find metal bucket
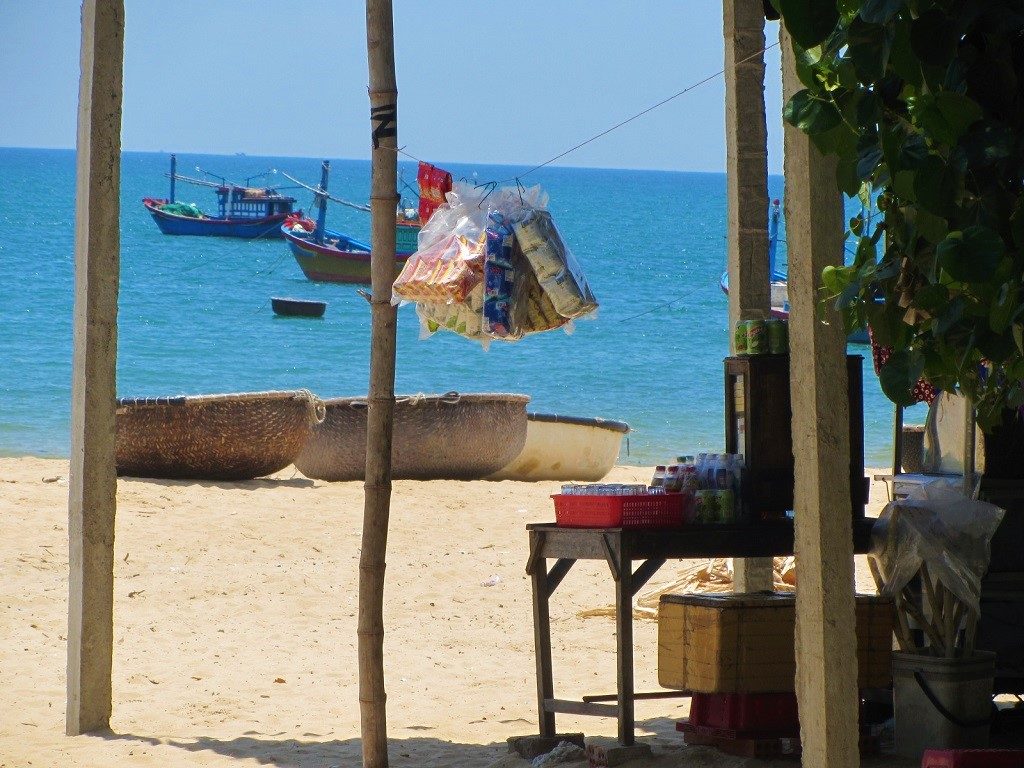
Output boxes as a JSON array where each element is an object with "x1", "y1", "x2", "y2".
[{"x1": 892, "y1": 651, "x2": 995, "y2": 760}]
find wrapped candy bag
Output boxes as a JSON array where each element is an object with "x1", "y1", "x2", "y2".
[
  {"x1": 483, "y1": 215, "x2": 519, "y2": 339},
  {"x1": 392, "y1": 232, "x2": 483, "y2": 305}
]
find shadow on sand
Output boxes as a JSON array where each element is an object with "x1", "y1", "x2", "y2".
[
  {"x1": 92, "y1": 715, "x2": 921, "y2": 767},
  {"x1": 121, "y1": 475, "x2": 318, "y2": 491},
  {"x1": 96, "y1": 729, "x2": 511, "y2": 768}
]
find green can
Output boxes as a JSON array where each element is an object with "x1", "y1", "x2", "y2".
[
  {"x1": 734, "y1": 320, "x2": 748, "y2": 355},
  {"x1": 767, "y1": 318, "x2": 789, "y2": 354},
  {"x1": 745, "y1": 319, "x2": 768, "y2": 355}
]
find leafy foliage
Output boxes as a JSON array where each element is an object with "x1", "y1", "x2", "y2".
[{"x1": 777, "y1": 0, "x2": 1024, "y2": 426}]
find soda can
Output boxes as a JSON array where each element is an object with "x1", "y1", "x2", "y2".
[
  {"x1": 767, "y1": 318, "x2": 788, "y2": 354},
  {"x1": 734, "y1": 320, "x2": 748, "y2": 355},
  {"x1": 745, "y1": 319, "x2": 768, "y2": 355}
]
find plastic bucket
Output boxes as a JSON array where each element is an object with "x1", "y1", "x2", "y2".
[{"x1": 892, "y1": 651, "x2": 995, "y2": 760}]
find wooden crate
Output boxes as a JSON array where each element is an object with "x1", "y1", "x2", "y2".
[{"x1": 658, "y1": 592, "x2": 893, "y2": 693}]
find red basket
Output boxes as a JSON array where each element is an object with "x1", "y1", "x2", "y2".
[
  {"x1": 689, "y1": 692, "x2": 800, "y2": 737},
  {"x1": 922, "y1": 750, "x2": 1024, "y2": 768},
  {"x1": 552, "y1": 493, "x2": 685, "y2": 528}
]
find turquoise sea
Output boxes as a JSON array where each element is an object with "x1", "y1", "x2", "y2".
[{"x1": 0, "y1": 147, "x2": 921, "y2": 466}]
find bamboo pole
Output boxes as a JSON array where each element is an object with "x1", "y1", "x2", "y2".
[{"x1": 359, "y1": 1, "x2": 399, "y2": 766}]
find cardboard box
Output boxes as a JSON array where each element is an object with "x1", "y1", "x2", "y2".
[{"x1": 658, "y1": 592, "x2": 893, "y2": 693}]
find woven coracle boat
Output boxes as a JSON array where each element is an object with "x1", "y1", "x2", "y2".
[
  {"x1": 116, "y1": 390, "x2": 326, "y2": 480},
  {"x1": 294, "y1": 392, "x2": 530, "y2": 481}
]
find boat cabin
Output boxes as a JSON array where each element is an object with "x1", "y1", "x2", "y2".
[{"x1": 215, "y1": 185, "x2": 296, "y2": 220}]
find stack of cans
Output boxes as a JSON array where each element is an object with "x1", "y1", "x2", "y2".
[{"x1": 735, "y1": 317, "x2": 788, "y2": 355}]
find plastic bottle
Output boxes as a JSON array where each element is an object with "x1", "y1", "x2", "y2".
[
  {"x1": 665, "y1": 464, "x2": 680, "y2": 492},
  {"x1": 705, "y1": 454, "x2": 720, "y2": 490}
]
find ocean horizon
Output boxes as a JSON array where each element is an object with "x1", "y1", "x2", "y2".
[{"x1": 0, "y1": 146, "x2": 921, "y2": 466}]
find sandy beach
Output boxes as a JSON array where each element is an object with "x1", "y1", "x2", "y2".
[{"x1": 0, "y1": 458, "x2": 908, "y2": 767}]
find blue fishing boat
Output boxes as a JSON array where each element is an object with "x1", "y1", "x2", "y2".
[{"x1": 143, "y1": 155, "x2": 298, "y2": 239}]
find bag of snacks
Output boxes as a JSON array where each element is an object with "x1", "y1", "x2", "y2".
[
  {"x1": 417, "y1": 283, "x2": 486, "y2": 341},
  {"x1": 513, "y1": 209, "x2": 597, "y2": 320},
  {"x1": 482, "y1": 215, "x2": 519, "y2": 339},
  {"x1": 392, "y1": 232, "x2": 483, "y2": 305}
]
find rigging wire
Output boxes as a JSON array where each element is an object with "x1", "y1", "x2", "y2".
[
  {"x1": 386, "y1": 41, "x2": 780, "y2": 187},
  {"x1": 279, "y1": 170, "x2": 372, "y2": 212}
]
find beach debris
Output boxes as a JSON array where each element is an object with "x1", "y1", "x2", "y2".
[
  {"x1": 481, "y1": 575, "x2": 501, "y2": 587},
  {"x1": 531, "y1": 740, "x2": 586, "y2": 767},
  {"x1": 274, "y1": 677, "x2": 286, "y2": 684},
  {"x1": 41, "y1": 475, "x2": 67, "y2": 484}
]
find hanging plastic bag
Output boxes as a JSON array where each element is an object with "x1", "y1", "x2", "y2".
[
  {"x1": 869, "y1": 475, "x2": 1004, "y2": 617},
  {"x1": 513, "y1": 209, "x2": 597, "y2": 320}
]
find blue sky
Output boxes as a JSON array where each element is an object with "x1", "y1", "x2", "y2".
[{"x1": 0, "y1": 2, "x2": 785, "y2": 173}]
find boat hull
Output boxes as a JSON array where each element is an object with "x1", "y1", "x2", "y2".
[
  {"x1": 487, "y1": 413, "x2": 629, "y2": 482},
  {"x1": 143, "y1": 199, "x2": 289, "y2": 239},
  {"x1": 294, "y1": 393, "x2": 530, "y2": 481},
  {"x1": 271, "y1": 297, "x2": 327, "y2": 318},
  {"x1": 284, "y1": 227, "x2": 414, "y2": 284}
]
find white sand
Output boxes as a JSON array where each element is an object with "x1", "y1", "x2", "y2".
[{"x1": 0, "y1": 458, "x2": 909, "y2": 767}]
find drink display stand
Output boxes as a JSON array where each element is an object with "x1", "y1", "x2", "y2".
[{"x1": 525, "y1": 354, "x2": 874, "y2": 745}]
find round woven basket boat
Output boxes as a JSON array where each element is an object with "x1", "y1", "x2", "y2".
[
  {"x1": 116, "y1": 390, "x2": 326, "y2": 480},
  {"x1": 294, "y1": 392, "x2": 530, "y2": 481}
]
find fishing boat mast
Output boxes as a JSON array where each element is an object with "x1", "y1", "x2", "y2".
[
  {"x1": 315, "y1": 161, "x2": 330, "y2": 246},
  {"x1": 169, "y1": 154, "x2": 176, "y2": 203}
]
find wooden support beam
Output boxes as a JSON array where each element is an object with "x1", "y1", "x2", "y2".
[
  {"x1": 724, "y1": 0, "x2": 773, "y2": 593},
  {"x1": 780, "y1": 29, "x2": 860, "y2": 768},
  {"x1": 66, "y1": 0, "x2": 124, "y2": 737}
]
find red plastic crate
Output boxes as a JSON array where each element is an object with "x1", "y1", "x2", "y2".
[
  {"x1": 689, "y1": 692, "x2": 800, "y2": 736},
  {"x1": 922, "y1": 750, "x2": 1024, "y2": 768},
  {"x1": 552, "y1": 493, "x2": 685, "y2": 528}
]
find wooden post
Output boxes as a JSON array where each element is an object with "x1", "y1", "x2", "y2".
[
  {"x1": 724, "y1": 0, "x2": 773, "y2": 593},
  {"x1": 780, "y1": 29, "x2": 860, "y2": 767},
  {"x1": 66, "y1": 0, "x2": 124, "y2": 736},
  {"x1": 360, "y1": 1, "x2": 399, "y2": 766}
]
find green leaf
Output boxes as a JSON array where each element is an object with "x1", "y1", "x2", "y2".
[
  {"x1": 778, "y1": 0, "x2": 841, "y2": 49},
  {"x1": 935, "y1": 92, "x2": 983, "y2": 141},
  {"x1": 856, "y1": 143, "x2": 884, "y2": 180},
  {"x1": 1011, "y1": 197, "x2": 1024, "y2": 253},
  {"x1": 784, "y1": 90, "x2": 843, "y2": 134},
  {"x1": 888, "y1": 15, "x2": 922, "y2": 88},
  {"x1": 911, "y1": 9, "x2": 957, "y2": 68},
  {"x1": 847, "y1": 18, "x2": 892, "y2": 82},
  {"x1": 990, "y1": 282, "x2": 1020, "y2": 333},
  {"x1": 859, "y1": 0, "x2": 904, "y2": 25},
  {"x1": 936, "y1": 226, "x2": 1005, "y2": 284},
  {"x1": 879, "y1": 349, "x2": 925, "y2": 406},
  {"x1": 913, "y1": 209, "x2": 948, "y2": 244},
  {"x1": 914, "y1": 156, "x2": 957, "y2": 218}
]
